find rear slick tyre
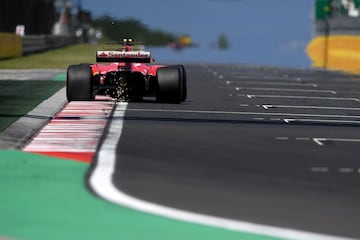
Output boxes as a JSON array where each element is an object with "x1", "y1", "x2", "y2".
[
  {"x1": 178, "y1": 65, "x2": 187, "y2": 101},
  {"x1": 66, "y1": 64, "x2": 93, "y2": 101},
  {"x1": 156, "y1": 67, "x2": 181, "y2": 103},
  {"x1": 170, "y1": 65, "x2": 187, "y2": 101}
]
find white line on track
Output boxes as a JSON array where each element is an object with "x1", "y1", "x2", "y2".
[
  {"x1": 276, "y1": 136, "x2": 360, "y2": 146},
  {"x1": 310, "y1": 167, "x2": 329, "y2": 173},
  {"x1": 233, "y1": 87, "x2": 336, "y2": 94},
  {"x1": 276, "y1": 137, "x2": 289, "y2": 140},
  {"x1": 284, "y1": 118, "x2": 360, "y2": 125},
  {"x1": 127, "y1": 108, "x2": 360, "y2": 120},
  {"x1": 232, "y1": 75, "x2": 304, "y2": 81},
  {"x1": 313, "y1": 138, "x2": 360, "y2": 146},
  {"x1": 338, "y1": 168, "x2": 355, "y2": 173},
  {"x1": 310, "y1": 167, "x2": 358, "y2": 174},
  {"x1": 245, "y1": 94, "x2": 360, "y2": 102},
  {"x1": 262, "y1": 105, "x2": 360, "y2": 111},
  {"x1": 225, "y1": 81, "x2": 318, "y2": 87},
  {"x1": 89, "y1": 103, "x2": 357, "y2": 240},
  {"x1": 296, "y1": 137, "x2": 311, "y2": 141}
]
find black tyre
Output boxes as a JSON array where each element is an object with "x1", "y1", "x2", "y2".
[
  {"x1": 66, "y1": 64, "x2": 93, "y2": 101},
  {"x1": 170, "y1": 65, "x2": 187, "y2": 101},
  {"x1": 156, "y1": 67, "x2": 181, "y2": 103}
]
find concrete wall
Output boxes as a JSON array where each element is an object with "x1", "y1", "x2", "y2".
[
  {"x1": 0, "y1": 33, "x2": 78, "y2": 59},
  {"x1": 22, "y1": 35, "x2": 78, "y2": 55}
]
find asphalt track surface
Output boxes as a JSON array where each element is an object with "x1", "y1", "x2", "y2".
[{"x1": 107, "y1": 64, "x2": 360, "y2": 238}]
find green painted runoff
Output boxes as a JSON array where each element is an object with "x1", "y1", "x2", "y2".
[{"x1": 0, "y1": 150, "x2": 282, "y2": 240}]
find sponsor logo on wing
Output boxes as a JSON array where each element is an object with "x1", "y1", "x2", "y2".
[
  {"x1": 98, "y1": 51, "x2": 150, "y2": 58},
  {"x1": 98, "y1": 51, "x2": 108, "y2": 58}
]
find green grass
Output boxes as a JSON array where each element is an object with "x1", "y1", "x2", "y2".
[
  {"x1": 0, "y1": 44, "x2": 100, "y2": 69},
  {"x1": 0, "y1": 80, "x2": 64, "y2": 131}
]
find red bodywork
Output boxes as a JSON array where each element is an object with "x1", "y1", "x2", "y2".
[
  {"x1": 91, "y1": 42, "x2": 164, "y2": 79},
  {"x1": 91, "y1": 62, "x2": 164, "y2": 77}
]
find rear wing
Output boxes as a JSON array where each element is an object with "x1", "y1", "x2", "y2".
[{"x1": 96, "y1": 51, "x2": 152, "y2": 63}]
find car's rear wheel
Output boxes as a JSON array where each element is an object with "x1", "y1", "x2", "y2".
[
  {"x1": 177, "y1": 65, "x2": 187, "y2": 101},
  {"x1": 66, "y1": 64, "x2": 94, "y2": 101},
  {"x1": 169, "y1": 65, "x2": 187, "y2": 101},
  {"x1": 156, "y1": 67, "x2": 181, "y2": 103}
]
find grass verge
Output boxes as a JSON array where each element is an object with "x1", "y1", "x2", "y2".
[{"x1": 0, "y1": 80, "x2": 64, "y2": 131}]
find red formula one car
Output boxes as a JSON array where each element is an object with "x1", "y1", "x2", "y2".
[{"x1": 66, "y1": 38, "x2": 186, "y2": 103}]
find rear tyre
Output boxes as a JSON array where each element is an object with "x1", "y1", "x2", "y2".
[
  {"x1": 66, "y1": 64, "x2": 93, "y2": 101},
  {"x1": 170, "y1": 65, "x2": 187, "y2": 101},
  {"x1": 156, "y1": 67, "x2": 181, "y2": 103}
]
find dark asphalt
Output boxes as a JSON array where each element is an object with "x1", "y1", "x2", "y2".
[{"x1": 112, "y1": 64, "x2": 360, "y2": 238}]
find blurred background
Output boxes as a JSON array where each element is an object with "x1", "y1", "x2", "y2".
[
  {"x1": 1, "y1": 0, "x2": 359, "y2": 73},
  {"x1": 0, "y1": 0, "x2": 313, "y2": 68},
  {"x1": 81, "y1": 0, "x2": 313, "y2": 67}
]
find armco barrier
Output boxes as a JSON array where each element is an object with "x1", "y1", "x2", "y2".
[
  {"x1": 0, "y1": 33, "x2": 22, "y2": 59},
  {"x1": 0, "y1": 34, "x2": 78, "y2": 59},
  {"x1": 22, "y1": 35, "x2": 78, "y2": 55}
]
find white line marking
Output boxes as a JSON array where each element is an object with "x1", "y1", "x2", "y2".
[
  {"x1": 89, "y1": 102, "x2": 356, "y2": 240},
  {"x1": 232, "y1": 75, "x2": 309, "y2": 81},
  {"x1": 338, "y1": 168, "x2": 355, "y2": 173},
  {"x1": 230, "y1": 82, "x2": 318, "y2": 87},
  {"x1": 313, "y1": 138, "x2": 360, "y2": 146},
  {"x1": 234, "y1": 87, "x2": 336, "y2": 94},
  {"x1": 310, "y1": 167, "x2": 329, "y2": 173},
  {"x1": 263, "y1": 105, "x2": 360, "y2": 111},
  {"x1": 275, "y1": 137, "x2": 311, "y2": 141},
  {"x1": 285, "y1": 119, "x2": 360, "y2": 125},
  {"x1": 276, "y1": 137, "x2": 289, "y2": 140},
  {"x1": 246, "y1": 94, "x2": 360, "y2": 102},
  {"x1": 296, "y1": 137, "x2": 310, "y2": 141},
  {"x1": 128, "y1": 108, "x2": 360, "y2": 120},
  {"x1": 313, "y1": 138, "x2": 325, "y2": 146}
]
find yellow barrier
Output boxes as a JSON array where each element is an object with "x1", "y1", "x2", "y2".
[
  {"x1": 0, "y1": 33, "x2": 22, "y2": 59},
  {"x1": 307, "y1": 35, "x2": 360, "y2": 74}
]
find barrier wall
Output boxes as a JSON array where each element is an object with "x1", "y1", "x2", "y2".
[
  {"x1": 0, "y1": 33, "x2": 78, "y2": 59},
  {"x1": 0, "y1": 33, "x2": 22, "y2": 59},
  {"x1": 22, "y1": 35, "x2": 77, "y2": 55},
  {"x1": 307, "y1": 35, "x2": 360, "y2": 74}
]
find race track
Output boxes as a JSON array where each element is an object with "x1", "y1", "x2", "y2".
[{"x1": 90, "y1": 64, "x2": 360, "y2": 239}]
